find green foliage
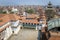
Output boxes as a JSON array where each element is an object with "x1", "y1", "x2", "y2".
[
  {"x1": 3, "y1": 11, "x2": 6, "y2": 14},
  {"x1": 0, "y1": 10, "x2": 3, "y2": 13},
  {"x1": 45, "y1": 10, "x2": 56, "y2": 21},
  {"x1": 25, "y1": 9, "x2": 34, "y2": 13},
  {"x1": 10, "y1": 11, "x2": 14, "y2": 14},
  {"x1": 0, "y1": 10, "x2": 6, "y2": 14}
]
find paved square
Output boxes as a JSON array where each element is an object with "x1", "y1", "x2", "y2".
[{"x1": 8, "y1": 29, "x2": 38, "y2": 40}]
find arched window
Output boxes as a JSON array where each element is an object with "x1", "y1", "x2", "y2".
[
  {"x1": 34, "y1": 23, "x2": 36, "y2": 25},
  {"x1": 37, "y1": 24, "x2": 39, "y2": 25},
  {"x1": 26, "y1": 23, "x2": 27, "y2": 24},
  {"x1": 23, "y1": 23, "x2": 24, "y2": 24}
]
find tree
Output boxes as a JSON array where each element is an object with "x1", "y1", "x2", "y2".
[
  {"x1": 3, "y1": 11, "x2": 6, "y2": 14},
  {"x1": 45, "y1": 10, "x2": 56, "y2": 21},
  {"x1": 25, "y1": 9, "x2": 34, "y2": 13},
  {"x1": 0, "y1": 10, "x2": 7, "y2": 14}
]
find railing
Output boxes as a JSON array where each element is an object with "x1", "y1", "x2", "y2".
[
  {"x1": 0, "y1": 22, "x2": 10, "y2": 28},
  {"x1": 48, "y1": 18, "x2": 60, "y2": 30},
  {"x1": 0, "y1": 30, "x2": 5, "y2": 40}
]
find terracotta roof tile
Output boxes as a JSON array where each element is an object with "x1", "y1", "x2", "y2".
[
  {"x1": 0, "y1": 14, "x2": 10, "y2": 26},
  {"x1": 0, "y1": 13, "x2": 46, "y2": 32},
  {"x1": 0, "y1": 14, "x2": 6, "y2": 18},
  {"x1": 8, "y1": 14, "x2": 20, "y2": 21},
  {"x1": 0, "y1": 14, "x2": 20, "y2": 32},
  {"x1": 19, "y1": 14, "x2": 46, "y2": 24}
]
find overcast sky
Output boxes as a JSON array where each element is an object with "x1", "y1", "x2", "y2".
[{"x1": 0, "y1": 0, "x2": 60, "y2": 6}]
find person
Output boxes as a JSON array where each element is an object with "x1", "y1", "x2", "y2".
[
  {"x1": 42, "y1": 32, "x2": 48, "y2": 40},
  {"x1": 45, "y1": 27, "x2": 51, "y2": 39},
  {"x1": 37, "y1": 30, "x2": 42, "y2": 40},
  {"x1": 45, "y1": 27, "x2": 47, "y2": 32},
  {"x1": 41, "y1": 26, "x2": 51, "y2": 40},
  {"x1": 46, "y1": 31, "x2": 51, "y2": 39}
]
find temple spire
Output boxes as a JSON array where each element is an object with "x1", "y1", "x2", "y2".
[
  {"x1": 47, "y1": 1, "x2": 52, "y2": 8},
  {"x1": 48, "y1": 1, "x2": 52, "y2": 5}
]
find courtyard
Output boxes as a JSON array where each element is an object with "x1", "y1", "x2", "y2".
[{"x1": 8, "y1": 29, "x2": 38, "y2": 40}]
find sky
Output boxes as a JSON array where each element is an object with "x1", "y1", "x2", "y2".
[{"x1": 0, "y1": 0, "x2": 60, "y2": 6}]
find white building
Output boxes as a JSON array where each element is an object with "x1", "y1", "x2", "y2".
[
  {"x1": 11, "y1": 20, "x2": 22, "y2": 34},
  {"x1": 0, "y1": 22, "x2": 12, "y2": 40},
  {"x1": 11, "y1": 7, "x2": 19, "y2": 14},
  {"x1": 0, "y1": 14, "x2": 22, "y2": 40},
  {"x1": 23, "y1": 12, "x2": 27, "y2": 17}
]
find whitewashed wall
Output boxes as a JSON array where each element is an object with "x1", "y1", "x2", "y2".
[
  {"x1": 0, "y1": 31, "x2": 5, "y2": 40},
  {"x1": 12, "y1": 24, "x2": 22, "y2": 35},
  {"x1": 0, "y1": 22, "x2": 13, "y2": 40},
  {"x1": 11, "y1": 20, "x2": 22, "y2": 34},
  {"x1": 4, "y1": 26, "x2": 12, "y2": 40}
]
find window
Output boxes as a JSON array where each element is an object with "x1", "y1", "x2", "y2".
[
  {"x1": 26, "y1": 18, "x2": 34, "y2": 20},
  {"x1": 29, "y1": 23, "x2": 30, "y2": 24},
  {"x1": 37, "y1": 24, "x2": 39, "y2": 25},
  {"x1": 34, "y1": 23, "x2": 36, "y2": 25},
  {"x1": 26, "y1": 23, "x2": 27, "y2": 24},
  {"x1": 23, "y1": 23, "x2": 24, "y2": 24}
]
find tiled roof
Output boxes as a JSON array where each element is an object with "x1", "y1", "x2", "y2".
[
  {"x1": 0, "y1": 13, "x2": 46, "y2": 32},
  {"x1": 0, "y1": 14, "x2": 20, "y2": 26},
  {"x1": 19, "y1": 14, "x2": 46, "y2": 24},
  {"x1": 0, "y1": 14, "x2": 20, "y2": 32},
  {"x1": 8, "y1": 14, "x2": 20, "y2": 21},
  {"x1": 0, "y1": 14, "x2": 6, "y2": 18},
  {"x1": 0, "y1": 14, "x2": 10, "y2": 26},
  {"x1": 26, "y1": 14, "x2": 38, "y2": 18},
  {"x1": 22, "y1": 19, "x2": 39, "y2": 24},
  {"x1": 19, "y1": 14, "x2": 39, "y2": 24}
]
